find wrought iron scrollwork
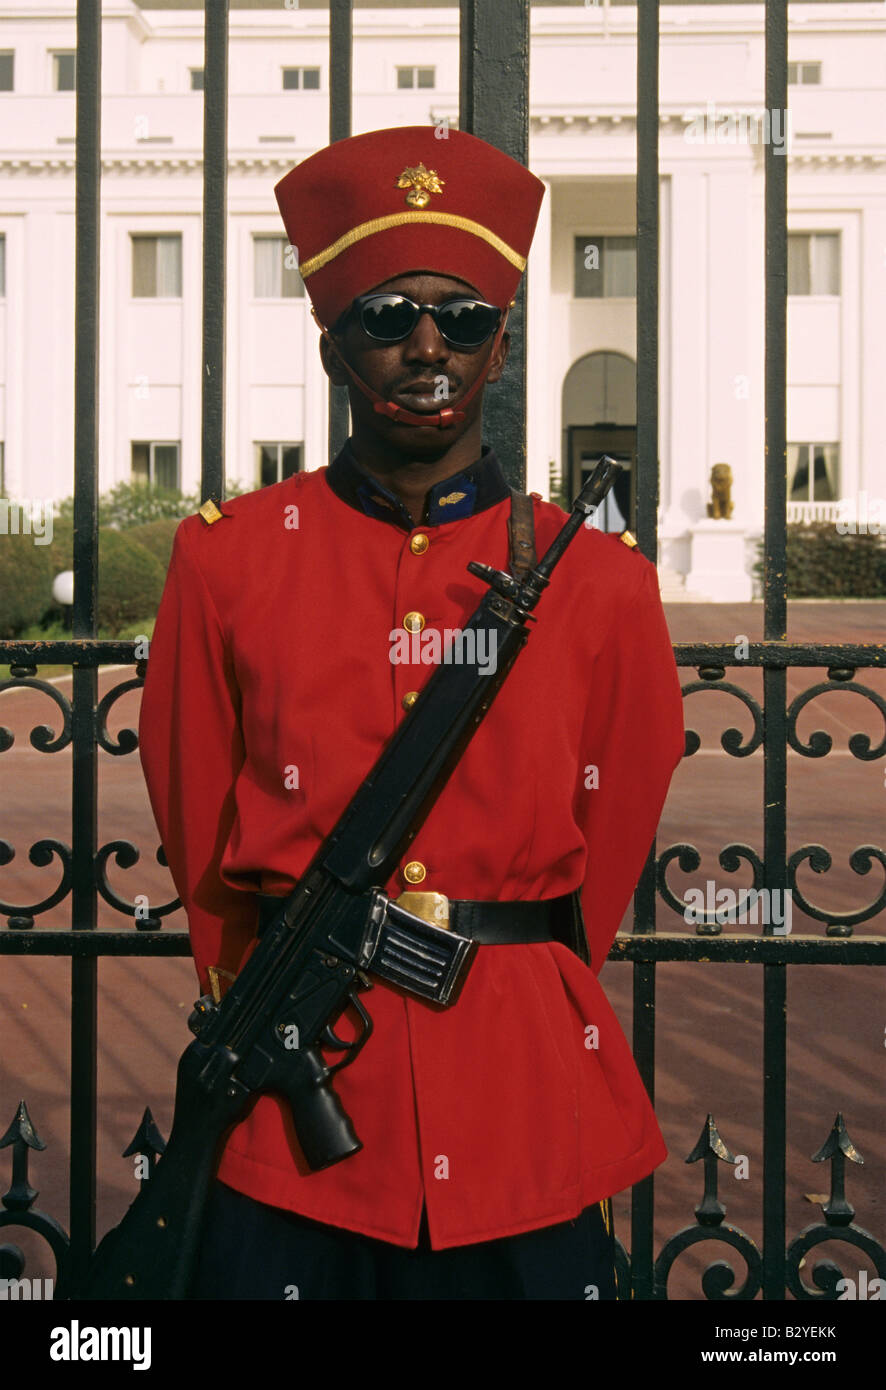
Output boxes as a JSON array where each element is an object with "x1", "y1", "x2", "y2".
[
  {"x1": 785, "y1": 1114, "x2": 886, "y2": 1300},
  {"x1": 653, "y1": 1115, "x2": 762, "y2": 1300},
  {"x1": 787, "y1": 674, "x2": 886, "y2": 761},
  {"x1": 0, "y1": 839, "x2": 73, "y2": 928},
  {"x1": 657, "y1": 843, "x2": 764, "y2": 935},
  {"x1": 681, "y1": 667, "x2": 764, "y2": 759},
  {"x1": 0, "y1": 676, "x2": 73, "y2": 754},
  {"x1": 0, "y1": 1101, "x2": 71, "y2": 1299},
  {"x1": 95, "y1": 841, "x2": 180, "y2": 927},
  {"x1": 787, "y1": 844, "x2": 886, "y2": 937},
  {"x1": 95, "y1": 675, "x2": 144, "y2": 755}
]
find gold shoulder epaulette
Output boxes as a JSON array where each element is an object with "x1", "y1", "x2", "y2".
[
  {"x1": 197, "y1": 497, "x2": 226, "y2": 526},
  {"x1": 618, "y1": 529, "x2": 639, "y2": 549}
]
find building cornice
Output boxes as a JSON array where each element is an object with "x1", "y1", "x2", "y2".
[{"x1": 0, "y1": 154, "x2": 303, "y2": 175}]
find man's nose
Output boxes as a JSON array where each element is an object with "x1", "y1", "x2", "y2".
[{"x1": 403, "y1": 309, "x2": 450, "y2": 361}]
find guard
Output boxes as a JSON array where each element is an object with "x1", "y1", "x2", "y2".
[{"x1": 138, "y1": 125, "x2": 686, "y2": 1300}]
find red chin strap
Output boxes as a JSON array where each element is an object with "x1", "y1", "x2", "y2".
[{"x1": 311, "y1": 304, "x2": 512, "y2": 429}]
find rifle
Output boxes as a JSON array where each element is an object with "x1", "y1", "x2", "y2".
[{"x1": 82, "y1": 457, "x2": 622, "y2": 1300}]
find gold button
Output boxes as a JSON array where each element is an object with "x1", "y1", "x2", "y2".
[
  {"x1": 403, "y1": 861, "x2": 427, "y2": 885},
  {"x1": 403, "y1": 611, "x2": 425, "y2": 633},
  {"x1": 410, "y1": 533, "x2": 430, "y2": 555},
  {"x1": 402, "y1": 691, "x2": 419, "y2": 711}
]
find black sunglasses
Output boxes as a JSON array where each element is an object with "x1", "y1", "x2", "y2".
[{"x1": 347, "y1": 292, "x2": 502, "y2": 350}]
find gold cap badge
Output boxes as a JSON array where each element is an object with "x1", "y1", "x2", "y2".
[{"x1": 397, "y1": 163, "x2": 444, "y2": 209}]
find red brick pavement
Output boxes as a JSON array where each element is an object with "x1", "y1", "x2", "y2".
[{"x1": 0, "y1": 601, "x2": 883, "y2": 1299}]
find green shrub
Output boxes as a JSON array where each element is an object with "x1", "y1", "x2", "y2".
[
  {"x1": 46, "y1": 516, "x2": 74, "y2": 577},
  {"x1": 0, "y1": 531, "x2": 54, "y2": 637},
  {"x1": 127, "y1": 519, "x2": 180, "y2": 571},
  {"x1": 754, "y1": 522, "x2": 886, "y2": 598},
  {"x1": 55, "y1": 478, "x2": 252, "y2": 529},
  {"x1": 97, "y1": 530, "x2": 165, "y2": 635}
]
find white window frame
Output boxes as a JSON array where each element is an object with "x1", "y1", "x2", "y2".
[
  {"x1": 787, "y1": 61, "x2": 822, "y2": 85},
  {"x1": 252, "y1": 235, "x2": 304, "y2": 300},
  {"x1": 130, "y1": 233, "x2": 183, "y2": 299},
  {"x1": 787, "y1": 231, "x2": 841, "y2": 298},
  {"x1": 256, "y1": 442, "x2": 302, "y2": 488},
  {"x1": 787, "y1": 443, "x2": 840, "y2": 504},
  {"x1": 396, "y1": 66, "x2": 436, "y2": 90},
  {"x1": 51, "y1": 51, "x2": 76, "y2": 92},
  {"x1": 281, "y1": 67, "x2": 321, "y2": 91},
  {"x1": 573, "y1": 234, "x2": 638, "y2": 300},
  {"x1": 131, "y1": 441, "x2": 181, "y2": 490}
]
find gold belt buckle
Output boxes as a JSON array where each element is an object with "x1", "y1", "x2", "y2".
[{"x1": 394, "y1": 890, "x2": 450, "y2": 930}]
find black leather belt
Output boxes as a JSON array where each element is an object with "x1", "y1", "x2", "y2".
[{"x1": 254, "y1": 889, "x2": 590, "y2": 965}]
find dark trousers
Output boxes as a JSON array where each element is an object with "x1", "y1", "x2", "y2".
[{"x1": 190, "y1": 1180, "x2": 618, "y2": 1301}]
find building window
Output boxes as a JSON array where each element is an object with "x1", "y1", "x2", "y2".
[
  {"x1": 190, "y1": 68, "x2": 204, "y2": 91},
  {"x1": 53, "y1": 52, "x2": 76, "y2": 92},
  {"x1": 787, "y1": 232, "x2": 840, "y2": 296},
  {"x1": 257, "y1": 443, "x2": 301, "y2": 488},
  {"x1": 131, "y1": 442, "x2": 180, "y2": 490},
  {"x1": 788, "y1": 444, "x2": 839, "y2": 503},
  {"x1": 282, "y1": 67, "x2": 320, "y2": 90},
  {"x1": 131, "y1": 235, "x2": 182, "y2": 298},
  {"x1": 396, "y1": 66, "x2": 435, "y2": 90},
  {"x1": 787, "y1": 62, "x2": 821, "y2": 85},
  {"x1": 253, "y1": 236, "x2": 304, "y2": 299},
  {"x1": 0, "y1": 234, "x2": 5, "y2": 297},
  {"x1": 0, "y1": 53, "x2": 13, "y2": 92},
  {"x1": 574, "y1": 235, "x2": 637, "y2": 298}
]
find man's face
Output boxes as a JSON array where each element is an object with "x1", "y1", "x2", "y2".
[{"x1": 319, "y1": 271, "x2": 509, "y2": 458}]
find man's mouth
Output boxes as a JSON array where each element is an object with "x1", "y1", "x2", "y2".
[{"x1": 391, "y1": 381, "x2": 456, "y2": 414}]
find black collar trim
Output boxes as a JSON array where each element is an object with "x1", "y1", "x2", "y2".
[{"x1": 325, "y1": 439, "x2": 511, "y2": 529}]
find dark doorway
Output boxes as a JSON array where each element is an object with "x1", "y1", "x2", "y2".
[{"x1": 567, "y1": 423, "x2": 636, "y2": 531}]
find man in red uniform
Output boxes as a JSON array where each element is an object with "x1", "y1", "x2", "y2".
[{"x1": 138, "y1": 126, "x2": 685, "y2": 1299}]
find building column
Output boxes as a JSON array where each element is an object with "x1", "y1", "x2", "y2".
[
  {"x1": 302, "y1": 291, "x2": 328, "y2": 473},
  {"x1": 526, "y1": 177, "x2": 553, "y2": 498}
]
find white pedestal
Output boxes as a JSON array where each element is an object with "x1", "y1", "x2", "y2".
[{"x1": 685, "y1": 519, "x2": 753, "y2": 602}]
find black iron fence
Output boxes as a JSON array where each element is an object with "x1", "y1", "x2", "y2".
[{"x1": 0, "y1": 0, "x2": 883, "y2": 1302}]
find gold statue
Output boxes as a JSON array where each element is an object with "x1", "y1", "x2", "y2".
[{"x1": 707, "y1": 463, "x2": 734, "y2": 520}]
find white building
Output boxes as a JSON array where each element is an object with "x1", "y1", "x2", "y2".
[{"x1": 1, "y1": 0, "x2": 884, "y2": 597}]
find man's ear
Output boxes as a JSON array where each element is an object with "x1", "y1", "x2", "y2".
[
  {"x1": 484, "y1": 329, "x2": 510, "y2": 386},
  {"x1": 319, "y1": 331, "x2": 351, "y2": 387}
]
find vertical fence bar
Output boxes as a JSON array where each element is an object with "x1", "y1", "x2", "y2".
[
  {"x1": 201, "y1": 0, "x2": 228, "y2": 503},
  {"x1": 459, "y1": 0, "x2": 530, "y2": 489},
  {"x1": 328, "y1": 0, "x2": 353, "y2": 463},
  {"x1": 631, "y1": 0, "x2": 661, "y2": 1302},
  {"x1": 636, "y1": 0, "x2": 660, "y2": 564},
  {"x1": 762, "y1": 0, "x2": 789, "y2": 1302},
  {"x1": 69, "y1": 0, "x2": 101, "y2": 1293}
]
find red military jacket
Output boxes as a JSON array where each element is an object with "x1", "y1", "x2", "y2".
[{"x1": 138, "y1": 443, "x2": 685, "y2": 1250}]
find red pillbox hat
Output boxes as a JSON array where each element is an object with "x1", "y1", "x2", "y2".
[{"x1": 274, "y1": 125, "x2": 545, "y2": 328}]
